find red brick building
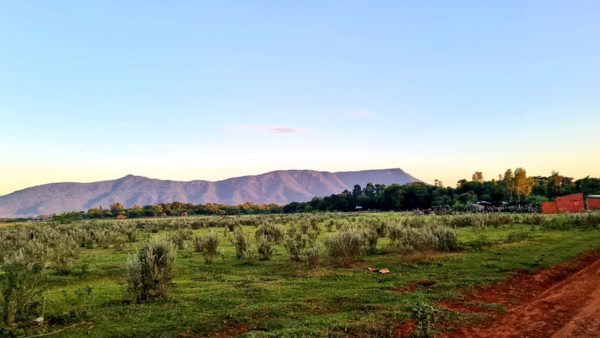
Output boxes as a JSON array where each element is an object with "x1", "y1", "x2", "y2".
[
  {"x1": 588, "y1": 196, "x2": 600, "y2": 211},
  {"x1": 555, "y1": 193, "x2": 585, "y2": 213},
  {"x1": 541, "y1": 201, "x2": 559, "y2": 214}
]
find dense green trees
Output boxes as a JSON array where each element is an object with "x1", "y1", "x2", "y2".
[{"x1": 280, "y1": 170, "x2": 600, "y2": 213}]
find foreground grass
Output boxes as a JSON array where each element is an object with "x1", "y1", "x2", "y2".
[{"x1": 7, "y1": 217, "x2": 600, "y2": 337}]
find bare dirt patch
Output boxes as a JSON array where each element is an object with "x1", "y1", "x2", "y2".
[{"x1": 442, "y1": 249, "x2": 600, "y2": 337}]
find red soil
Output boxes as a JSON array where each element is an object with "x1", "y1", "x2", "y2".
[{"x1": 442, "y1": 249, "x2": 600, "y2": 337}]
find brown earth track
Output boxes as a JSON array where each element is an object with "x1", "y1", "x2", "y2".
[{"x1": 442, "y1": 249, "x2": 600, "y2": 337}]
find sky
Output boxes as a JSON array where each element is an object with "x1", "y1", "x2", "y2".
[{"x1": 1, "y1": 1, "x2": 599, "y2": 196}]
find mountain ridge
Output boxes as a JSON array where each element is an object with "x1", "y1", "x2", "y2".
[{"x1": 0, "y1": 168, "x2": 423, "y2": 217}]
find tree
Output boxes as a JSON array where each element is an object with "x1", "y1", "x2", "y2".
[
  {"x1": 514, "y1": 168, "x2": 534, "y2": 201},
  {"x1": 110, "y1": 202, "x2": 125, "y2": 215},
  {"x1": 380, "y1": 184, "x2": 405, "y2": 210},
  {"x1": 502, "y1": 169, "x2": 515, "y2": 202},
  {"x1": 576, "y1": 176, "x2": 600, "y2": 196},
  {"x1": 472, "y1": 171, "x2": 484, "y2": 183},
  {"x1": 363, "y1": 182, "x2": 376, "y2": 198},
  {"x1": 434, "y1": 179, "x2": 444, "y2": 187},
  {"x1": 152, "y1": 205, "x2": 163, "y2": 215},
  {"x1": 352, "y1": 184, "x2": 362, "y2": 200},
  {"x1": 548, "y1": 171, "x2": 563, "y2": 197},
  {"x1": 374, "y1": 184, "x2": 387, "y2": 195}
]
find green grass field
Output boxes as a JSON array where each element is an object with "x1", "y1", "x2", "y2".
[{"x1": 3, "y1": 213, "x2": 600, "y2": 337}]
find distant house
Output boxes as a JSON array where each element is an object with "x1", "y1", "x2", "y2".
[
  {"x1": 181, "y1": 212, "x2": 188, "y2": 217},
  {"x1": 556, "y1": 193, "x2": 585, "y2": 213},
  {"x1": 542, "y1": 193, "x2": 587, "y2": 214},
  {"x1": 116, "y1": 215, "x2": 127, "y2": 219},
  {"x1": 161, "y1": 213, "x2": 167, "y2": 217},
  {"x1": 588, "y1": 195, "x2": 600, "y2": 211},
  {"x1": 541, "y1": 201, "x2": 559, "y2": 214}
]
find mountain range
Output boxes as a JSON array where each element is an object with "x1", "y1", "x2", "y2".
[{"x1": 0, "y1": 168, "x2": 423, "y2": 217}]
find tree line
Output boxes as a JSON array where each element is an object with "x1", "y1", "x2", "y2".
[
  {"x1": 50, "y1": 169, "x2": 600, "y2": 220},
  {"x1": 283, "y1": 169, "x2": 600, "y2": 213}
]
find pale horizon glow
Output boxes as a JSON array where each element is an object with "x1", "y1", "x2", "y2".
[{"x1": 1, "y1": 1, "x2": 599, "y2": 196}]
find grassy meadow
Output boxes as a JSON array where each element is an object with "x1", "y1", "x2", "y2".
[{"x1": 1, "y1": 212, "x2": 600, "y2": 337}]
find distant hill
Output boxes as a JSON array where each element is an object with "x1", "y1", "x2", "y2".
[{"x1": 0, "y1": 169, "x2": 423, "y2": 217}]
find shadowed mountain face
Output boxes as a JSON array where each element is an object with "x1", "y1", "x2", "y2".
[{"x1": 0, "y1": 169, "x2": 423, "y2": 217}]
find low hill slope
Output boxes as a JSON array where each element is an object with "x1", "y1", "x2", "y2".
[{"x1": 0, "y1": 168, "x2": 422, "y2": 217}]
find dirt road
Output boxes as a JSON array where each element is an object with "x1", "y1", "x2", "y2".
[{"x1": 447, "y1": 250, "x2": 600, "y2": 337}]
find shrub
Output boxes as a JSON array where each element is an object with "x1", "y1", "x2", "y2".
[
  {"x1": 283, "y1": 226, "x2": 323, "y2": 266},
  {"x1": 325, "y1": 220, "x2": 335, "y2": 232},
  {"x1": 50, "y1": 237, "x2": 78, "y2": 275},
  {"x1": 255, "y1": 223, "x2": 284, "y2": 244},
  {"x1": 325, "y1": 228, "x2": 368, "y2": 265},
  {"x1": 363, "y1": 227, "x2": 379, "y2": 254},
  {"x1": 170, "y1": 228, "x2": 193, "y2": 250},
  {"x1": 229, "y1": 227, "x2": 248, "y2": 259},
  {"x1": 540, "y1": 215, "x2": 573, "y2": 232},
  {"x1": 471, "y1": 215, "x2": 488, "y2": 234},
  {"x1": 241, "y1": 244, "x2": 259, "y2": 264},
  {"x1": 570, "y1": 212, "x2": 600, "y2": 229},
  {"x1": 366, "y1": 218, "x2": 388, "y2": 237},
  {"x1": 193, "y1": 230, "x2": 220, "y2": 263},
  {"x1": 388, "y1": 224, "x2": 457, "y2": 253},
  {"x1": 0, "y1": 250, "x2": 45, "y2": 325},
  {"x1": 256, "y1": 234, "x2": 273, "y2": 261},
  {"x1": 124, "y1": 238, "x2": 176, "y2": 303},
  {"x1": 405, "y1": 216, "x2": 428, "y2": 228},
  {"x1": 411, "y1": 301, "x2": 439, "y2": 337}
]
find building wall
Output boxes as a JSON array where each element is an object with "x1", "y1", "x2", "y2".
[
  {"x1": 588, "y1": 198, "x2": 600, "y2": 211},
  {"x1": 542, "y1": 201, "x2": 558, "y2": 214},
  {"x1": 556, "y1": 193, "x2": 585, "y2": 213}
]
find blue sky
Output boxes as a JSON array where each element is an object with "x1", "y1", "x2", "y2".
[{"x1": 1, "y1": 1, "x2": 599, "y2": 195}]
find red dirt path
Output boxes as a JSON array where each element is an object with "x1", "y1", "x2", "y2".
[{"x1": 442, "y1": 249, "x2": 600, "y2": 337}]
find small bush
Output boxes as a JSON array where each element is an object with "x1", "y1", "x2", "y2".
[
  {"x1": 170, "y1": 228, "x2": 193, "y2": 250},
  {"x1": 389, "y1": 224, "x2": 457, "y2": 253},
  {"x1": 0, "y1": 250, "x2": 46, "y2": 325},
  {"x1": 256, "y1": 234, "x2": 273, "y2": 261},
  {"x1": 540, "y1": 215, "x2": 573, "y2": 232},
  {"x1": 193, "y1": 230, "x2": 220, "y2": 263},
  {"x1": 363, "y1": 227, "x2": 379, "y2": 254},
  {"x1": 325, "y1": 220, "x2": 335, "y2": 232},
  {"x1": 411, "y1": 301, "x2": 439, "y2": 337},
  {"x1": 283, "y1": 226, "x2": 323, "y2": 266},
  {"x1": 50, "y1": 237, "x2": 78, "y2": 275},
  {"x1": 229, "y1": 227, "x2": 248, "y2": 259},
  {"x1": 241, "y1": 244, "x2": 259, "y2": 264},
  {"x1": 255, "y1": 223, "x2": 284, "y2": 244},
  {"x1": 325, "y1": 228, "x2": 368, "y2": 265},
  {"x1": 124, "y1": 238, "x2": 176, "y2": 303},
  {"x1": 405, "y1": 216, "x2": 428, "y2": 228}
]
